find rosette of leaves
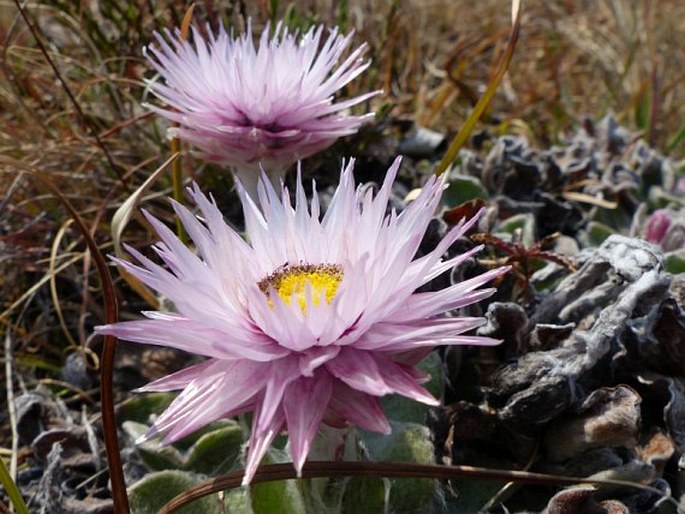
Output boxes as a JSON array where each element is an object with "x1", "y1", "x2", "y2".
[{"x1": 451, "y1": 116, "x2": 684, "y2": 255}]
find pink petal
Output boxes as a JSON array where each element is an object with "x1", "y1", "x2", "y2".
[
  {"x1": 258, "y1": 357, "x2": 302, "y2": 433},
  {"x1": 96, "y1": 317, "x2": 286, "y2": 361},
  {"x1": 283, "y1": 371, "x2": 334, "y2": 475},
  {"x1": 243, "y1": 403, "x2": 286, "y2": 485},
  {"x1": 325, "y1": 347, "x2": 391, "y2": 396},
  {"x1": 140, "y1": 360, "x2": 267, "y2": 444},
  {"x1": 355, "y1": 317, "x2": 487, "y2": 351},
  {"x1": 135, "y1": 359, "x2": 214, "y2": 392},
  {"x1": 328, "y1": 382, "x2": 391, "y2": 434},
  {"x1": 372, "y1": 353, "x2": 439, "y2": 406}
]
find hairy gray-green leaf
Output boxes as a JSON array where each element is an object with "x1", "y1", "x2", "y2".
[
  {"x1": 119, "y1": 393, "x2": 175, "y2": 424},
  {"x1": 249, "y1": 449, "x2": 306, "y2": 514},
  {"x1": 123, "y1": 421, "x2": 184, "y2": 471},
  {"x1": 362, "y1": 422, "x2": 436, "y2": 514},
  {"x1": 583, "y1": 221, "x2": 615, "y2": 247},
  {"x1": 184, "y1": 422, "x2": 244, "y2": 475},
  {"x1": 665, "y1": 250, "x2": 685, "y2": 274},
  {"x1": 340, "y1": 476, "x2": 387, "y2": 514},
  {"x1": 128, "y1": 469, "x2": 216, "y2": 514},
  {"x1": 496, "y1": 213, "x2": 536, "y2": 247}
]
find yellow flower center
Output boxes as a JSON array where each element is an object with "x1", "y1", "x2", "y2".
[{"x1": 258, "y1": 264, "x2": 343, "y2": 314}]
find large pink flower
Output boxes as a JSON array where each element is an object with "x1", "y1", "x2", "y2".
[
  {"x1": 145, "y1": 21, "x2": 378, "y2": 194},
  {"x1": 96, "y1": 157, "x2": 508, "y2": 484}
]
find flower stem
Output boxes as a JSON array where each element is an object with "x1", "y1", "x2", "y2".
[
  {"x1": 169, "y1": 4, "x2": 195, "y2": 244},
  {"x1": 158, "y1": 460, "x2": 678, "y2": 514}
]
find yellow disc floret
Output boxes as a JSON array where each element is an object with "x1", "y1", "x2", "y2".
[{"x1": 258, "y1": 264, "x2": 343, "y2": 314}]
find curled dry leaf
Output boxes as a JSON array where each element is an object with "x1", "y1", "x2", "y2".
[{"x1": 543, "y1": 386, "x2": 641, "y2": 462}]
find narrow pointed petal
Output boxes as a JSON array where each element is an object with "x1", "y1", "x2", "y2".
[
  {"x1": 243, "y1": 405, "x2": 286, "y2": 486},
  {"x1": 135, "y1": 359, "x2": 214, "y2": 392},
  {"x1": 325, "y1": 347, "x2": 391, "y2": 396},
  {"x1": 328, "y1": 383, "x2": 391, "y2": 434},
  {"x1": 373, "y1": 353, "x2": 439, "y2": 406},
  {"x1": 283, "y1": 371, "x2": 334, "y2": 475},
  {"x1": 258, "y1": 357, "x2": 302, "y2": 433}
]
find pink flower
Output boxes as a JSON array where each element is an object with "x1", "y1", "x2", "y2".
[
  {"x1": 96, "y1": 157, "x2": 508, "y2": 484},
  {"x1": 644, "y1": 208, "x2": 685, "y2": 251},
  {"x1": 144, "y1": 21, "x2": 378, "y2": 195},
  {"x1": 644, "y1": 209, "x2": 672, "y2": 244}
]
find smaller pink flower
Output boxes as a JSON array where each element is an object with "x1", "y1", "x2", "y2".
[
  {"x1": 644, "y1": 208, "x2": 685, "y2": 251},
  {"x1": 644, "y1": 209, "x2": 671, "y2": 244},
  {"x1": 144, "y1": 20, "x2": 378, "y2": 195}
]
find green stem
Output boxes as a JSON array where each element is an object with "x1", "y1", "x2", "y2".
[
  {"x1": 0, "y1": 455, "x2": 29, "y2": 514},
  {"x1": 434, "y1": 0, "x2": 522, "y2": 176},
  {"x1": 169, "y1": 4, "x2": 194, "y2": 244}
]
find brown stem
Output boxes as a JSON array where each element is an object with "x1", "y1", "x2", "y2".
[
  {"x1": 32, "y1": 171, "x2": 129, "y2": 513},
  {"x1": 158, "y1": 460, "x2": 675, "y2": 513}
]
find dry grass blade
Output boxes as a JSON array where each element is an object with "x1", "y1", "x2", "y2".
[
  {"x1": 1, "y1": 254, "x2": 81, "y2": 321},
  {"x1": 157, "y1": 460, "x2": 678, "y2": 514},
  {"x1": 111, "y1": 152, "x2": 180, "y2": 309},
  {"x1": 48, "y1": 219, "x2": 79, "y2": 349},
  {"x1": 561, "y1": 191, "x2": 619, "y2": 210},
  {"x1": 38, "y1": 378, "x2": 96, "y2": 405},
  {"x1": 12, "y1": 0, "x2": 127, "y2": 188}
]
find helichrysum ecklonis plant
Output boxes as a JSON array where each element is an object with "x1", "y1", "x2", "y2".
[
  {"x1": 144, "y1": 20, "x2": 378, "y2": 197},
  {"x1": 96, "y1": 157, "x2": 508, "y2": 484}
]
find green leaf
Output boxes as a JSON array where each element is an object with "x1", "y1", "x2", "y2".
[
  {"x1": 122, "y1": 421, "x2": 184, "y2": 471},
  {"x1": 497, "y1": 213, "x2": 536, "y2": 247},
  {"x1": 443, "y1": 175, "x2": 489, "y2": 207},
  {"x1": 119, "y1": 393, "x2": 175, "y2": 425},
  {"x1": 184, "y1": 423, "x2": 244, "y2": 475},
  {"x1": 340, "y1": 476, "x2": 387, "y2": 514},
  {"x1": 250, "y1": 450, "x2": 306, "y2": 514},
  {"x1": 665, "y1": 250, "x2": 685, "y2": 274},
  {"x1": 666, "y1": 119, "x2": 685, "y2": 154},
  {"x1": 649, "y1": 186, "x2": 685, "y2": 209},
  {"x1": 128, "y1": 470, "x2": 217, "y2": 514},
  {"x1": 361, "y1": 423, "x2": 436, "y2": 514},
  {"x1": 15, "y1": 355, "x2": 62, "y2": 373},
  {"x1": 223, "y1": 488, "x2": 250, "y2": 512},
  {"x1": 584, "y1": 221, "x2": 615, "y2": 247},
  {"x1": 434, "y1": 0, "x2": 522, "y2": 176},
  {"x1": 0, "y1": 456, "x2": 28, "y2": 514},
  {"x1": 635, "y1": 84, "x2": 651, "y2": 133}
]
